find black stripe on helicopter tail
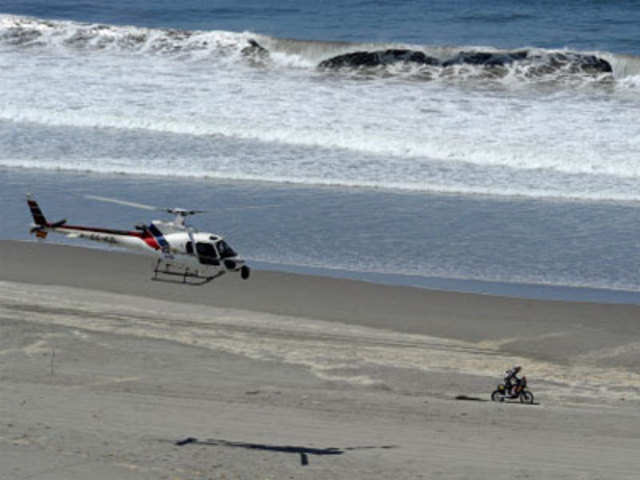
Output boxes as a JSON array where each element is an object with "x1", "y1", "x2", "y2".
[{"x1": 27, "y1": 200, "x2": 47, "y2": 226}]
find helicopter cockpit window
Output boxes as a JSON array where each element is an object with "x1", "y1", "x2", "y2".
[
  {"x1": 196, "y1": 242, "x2": 219, "y2": 265},
  {"x1": 216, "y1": 240, "x2": 237, "y2": 259}
]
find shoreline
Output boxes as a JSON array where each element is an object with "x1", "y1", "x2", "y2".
[
  {"x1": 5, "y1": 166, "x2": 640, "y2": 304},
  {"x1": 5, "y1": 238, "x2": 640, "y2": 307},
  {"x1": 3, "y1": 239, "x2": 640, "y2": 362},
  {"x1": 251, "y1": 258, "x2": 640, "y2": 305}
]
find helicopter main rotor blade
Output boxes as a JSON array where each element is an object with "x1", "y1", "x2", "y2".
[
  {"x1": 85, "y1": 195, "x2": 160, "y2": 211},
  {"x1": 85, "y1": 195, "x2": 279, "y2": 217},
  {"x1": 220, "y1": 204, "x2": 281, "y2": 211}
]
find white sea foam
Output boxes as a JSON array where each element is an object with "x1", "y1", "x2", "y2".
[{"x1": 1, "y1": 14, "x2": 640, "y2": 202}]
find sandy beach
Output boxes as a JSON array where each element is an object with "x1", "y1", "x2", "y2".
[{"x1": 2, "y1": 239, "x2": 640, "y2": 479}]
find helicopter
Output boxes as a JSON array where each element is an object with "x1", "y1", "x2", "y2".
[{"x1": 26, "y1": 194, "x2": 251, "y2": 284}]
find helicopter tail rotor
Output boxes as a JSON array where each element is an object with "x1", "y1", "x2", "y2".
[{"x1": 26, "y1": 194, "x2": 67, "y2": 237}]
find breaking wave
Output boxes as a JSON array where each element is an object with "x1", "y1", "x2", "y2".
[
  {"x1": 2, "y1": 14, "x2": 640, "y2": 86},
  {"x1": 2, "y1": 14, "x2": 640, "y2": 203}
]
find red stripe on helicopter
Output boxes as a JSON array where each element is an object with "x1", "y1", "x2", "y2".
[{"x1": 143, "y1": 235, "x2": 161, "y2": 250}]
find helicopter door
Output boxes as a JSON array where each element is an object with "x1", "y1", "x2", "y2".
[{"x1": 195, "y1": 242, "x2": 220, "y2": 266}]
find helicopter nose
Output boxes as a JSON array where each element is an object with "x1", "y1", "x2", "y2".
[{"x1": 224, "y1": 259, "x2": 237, "y2": 270}]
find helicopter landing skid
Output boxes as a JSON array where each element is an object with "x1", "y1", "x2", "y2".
[{"x1": 152, "y1": 260, "x2": 225, "y2": 285}]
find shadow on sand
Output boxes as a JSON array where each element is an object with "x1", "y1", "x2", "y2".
[
  {"x1": 455, "y1": 394, "x2": 540, "y2": 405},
  {"x1": 175, "y1": 437, "x2": 396, "y2": 466}
]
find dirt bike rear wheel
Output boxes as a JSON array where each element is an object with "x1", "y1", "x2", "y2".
[
  {"x1": 491, "y1": 390, "x2": 505, "y2": 402},
  {"x1": 520, "y1": 390, "x2": 534, "y2": 404}
]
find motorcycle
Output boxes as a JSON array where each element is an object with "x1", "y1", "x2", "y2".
[{"x1": 491, "y1": 376, "x2": 534, "y2": 404}]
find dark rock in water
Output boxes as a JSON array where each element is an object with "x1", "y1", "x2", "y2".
[
  {"x1": 1, "y1": 27, "x2": 42, "y2": 46},
  {"x1": 442, "y1": 51, "x2": 528, "y2": 67},
  {"x1": 316, "y1": 46, "x2": 613, "y2": 78},
  {"x1": 318, "y1": 49, "x2": 440, "y2": 69},
  {"x1": 441, "y1": 50, "x2": 612, "y2": 75},
  {"x1": 166, "y1": 29, "x2": 192, "y2": 41},
  {"x1": 545, "y1": 52, "x2": 612, "y2": 73},
  {"x1": 524, "y1": 52, "x2": 613, "y2": 76},
  {"x1": 241, "y1": 39, "x2": 269, "y2": 59}
]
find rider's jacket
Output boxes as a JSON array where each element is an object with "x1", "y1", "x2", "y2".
[{"x1": 504, "y1": 368, "x2": 520, "y2": 385}]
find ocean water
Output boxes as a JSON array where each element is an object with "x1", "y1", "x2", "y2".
[{"x1": 2, "y1": 1, "x2": 640, "y2": 302}]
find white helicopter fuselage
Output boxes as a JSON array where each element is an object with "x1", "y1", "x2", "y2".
[
  {"x1": 52, "y1": 224, "x2": 243, "y2": 271},
  {"x1": 27, "y1": 197, "x2": 250, "y2": 282}
]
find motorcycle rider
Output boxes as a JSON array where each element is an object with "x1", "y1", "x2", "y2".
[{"x1": 503, "y1": 365, "x2": 522, "y2": 397}]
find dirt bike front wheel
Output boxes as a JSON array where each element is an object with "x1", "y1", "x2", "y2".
[
  {"x1": 520, "y1": 390, "x2": 534, "y2": 404},
  {"x1": 491, "y1": 390, "x2": 505, "y2": 402}
]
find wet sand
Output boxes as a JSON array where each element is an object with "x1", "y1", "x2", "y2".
[{"x1": 1, "y1": 239, "x2": 640, "y2": 479}]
